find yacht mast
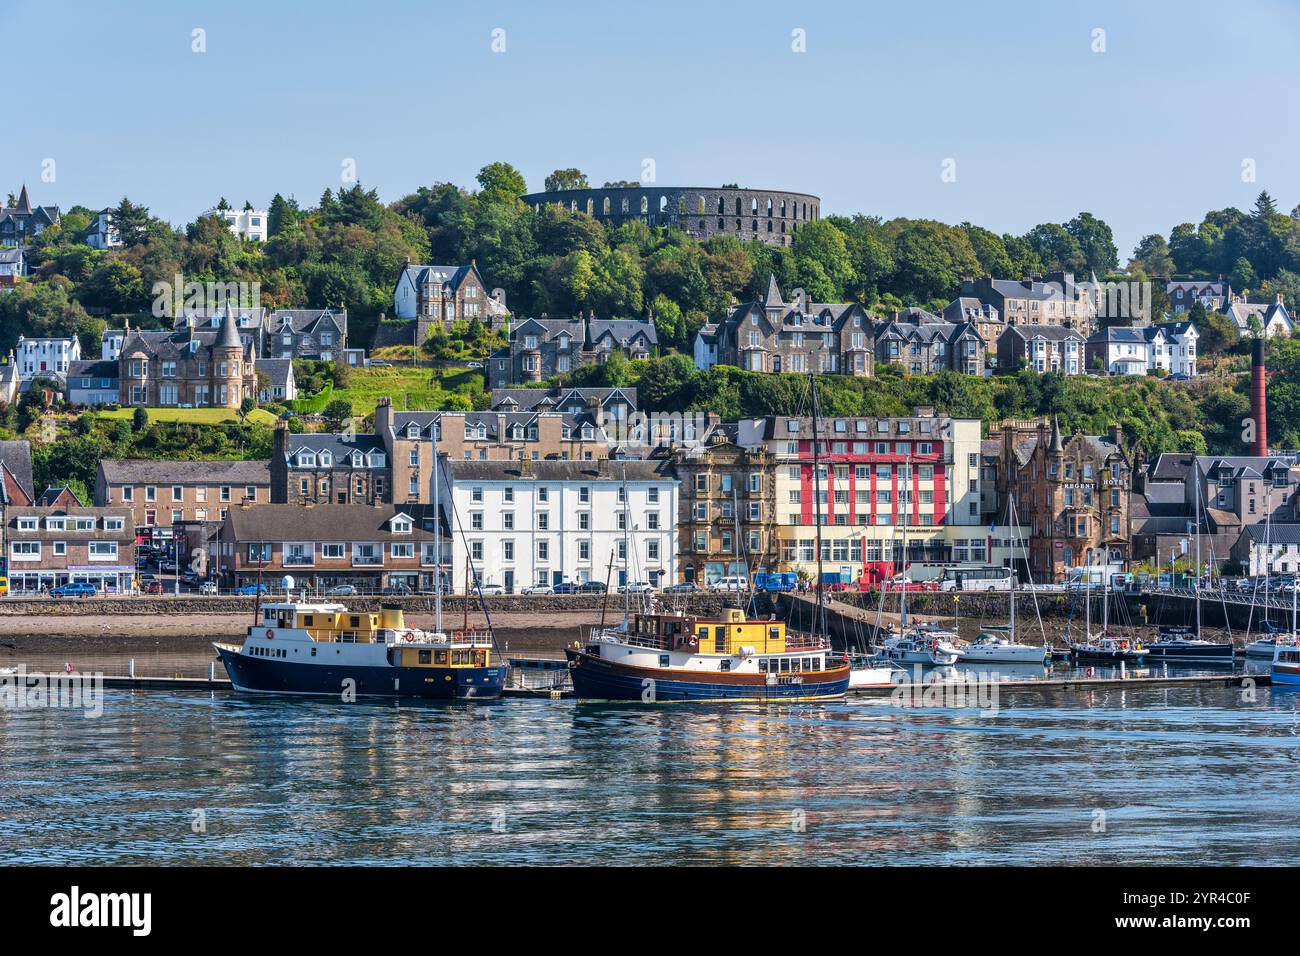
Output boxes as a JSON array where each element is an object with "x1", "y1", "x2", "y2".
[
  {"x1": 433, "y1": 439, "x2": 443, "y2": 634},
  {"x1": 1195, "y1": 469, "x2": 1202, "y2": 639},
  {"x1": 899, "y1": 458, "x2": 910, "y2": 630},
  {"x1": 809, "y1": 372, "x2": 827, "y2": 639},
  {"x1": 621, "y1": 461, "x2": 631, "y2": 626}
]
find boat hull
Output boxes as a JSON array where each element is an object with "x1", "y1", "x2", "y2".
[
  {"x1": 1069, "y1": 647, "x2": 1146, "y2": 663},
  {"x1": 216, "y1": 645, "x2": 506, "y2": 700},
  {"x1": 565, "y1": 648, "x2": 849, "y2": 702},
  {"x1": 1271, "y1": 664, "x2": 1300, "y2": 686},
  {"x1": 957, "y1": 646, "x2": 1049, "y2": 665},
  {"x1": 1142, "y1": 642, "x2": 1235, "y2": 663}
]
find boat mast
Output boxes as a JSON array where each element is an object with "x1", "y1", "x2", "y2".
[
  {"x1": 899, "y1": 462, "x2": 909, "y2": 631},
  {"x1": 621, "y1": 461, "x2": 631, "y2": 626},
  {"x1": 1195, "y1": 467, "x2": 1202, "y2": 640},
  {"x1": 809, "y1": 371, "x2": 827, "y2": 639},
  {"x1": 432, "y1": 437, "x2": 442, "y2": 634}
]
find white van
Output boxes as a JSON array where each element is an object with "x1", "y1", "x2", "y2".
[{"x1": 710, "y1": 575, "x2": 749, "y2": 593}]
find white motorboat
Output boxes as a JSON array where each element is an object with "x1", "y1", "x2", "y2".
[
  {"x1": 848, "y1": 656, "x2": 906, "y2": 688},
  {"x1": 881, "y1": 632, "x2": 961, "y2": 665}
]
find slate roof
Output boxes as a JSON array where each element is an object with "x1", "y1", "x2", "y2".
[
  {"x1": 67, "y1": 359, "x2": 119, "y2": 381},
  {"x1": 0, "y1": 439, "x2": 34, "y2": 503},
  {"x1": 268, "y1": 308, "x2": 348, "y2": 336},
  {"x1": 489, "y1": 387, "x2": 638, "y2": 412},
  {"x1": 281, "y1": 433, "x2": 385, "y2": 466},
  {"x1": 1001, "y1": 324, "x2": 1083, "y2": 343},
  {"x1": 448, "y1": 459, "x2": 675, "y2": 482},
  {"x1": 224, "y1": 503, "x2": 438, "y2": 543},
  {"x1": 99, "y1": 459, "x2": 271, "y2": 484},
  {"x1": 1243, "y1": 523, "x2": 1300, "y2": 545},
  {"x1": 256, "y1": 359, "x2": 294, "y2": 390}
]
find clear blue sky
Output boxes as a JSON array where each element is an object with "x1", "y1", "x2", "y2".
[{"x1": 5, "y1": 0, "x2": 1299, "y2": 260}]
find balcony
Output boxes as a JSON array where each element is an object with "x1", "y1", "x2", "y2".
[{"x1": 351, "y1": 554, "x2": 383, "y2": 566}]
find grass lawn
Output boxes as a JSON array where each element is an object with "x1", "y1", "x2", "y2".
[
  {"x1": 94, "y1": 407, "x2": 280, "y2": 426},
  {"x1": 331, "y1": 366, "x2": 486, "y2": 418}
]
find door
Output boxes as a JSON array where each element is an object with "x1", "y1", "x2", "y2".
[
  {"x1": 503, "y1": 570, "x2": 514, "y2": 593},
  {"x1": 552, "y1": 570, "x2": 563, "y2": 586}
]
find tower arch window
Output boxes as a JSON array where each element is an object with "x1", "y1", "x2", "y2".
[
  {"x1": 621, "y1": 198, "x2": 629, "y2": 213},
  {"x1": 603, "y1": 197, "x2": 611, "y2": 215},
  {"x1": 767, "y1": 199, "x2": 773, "y2": 217},
  {"x1": 640, "y1": 195, "x2": 648, "y2": 214}
]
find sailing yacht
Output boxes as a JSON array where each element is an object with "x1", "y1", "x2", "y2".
[
  {"x1": 1269, "y1": 571, "x2": 1300, "y2": 685},
  {"x1": 1069, "y1": 557, "x2": 1146, "y2": 662},
  {"x1": 957, "y1": 497, "x2": 1048, "y2": 664},
  {"x1": 1247, "y1": 501, "x2": 1294, "y2": 659}
]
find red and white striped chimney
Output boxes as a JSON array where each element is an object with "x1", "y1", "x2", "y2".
[{"x1": 1251, "y1": 337, "x2": 1268, "y2": 456}]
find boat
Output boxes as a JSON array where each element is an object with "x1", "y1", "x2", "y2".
[
  {"x1": 958, "y1": 628, "x2": 1049, "y2": 665},
  {"x1": 214, "y1": 599, "x2": 506, "y2": 699},
  {"x1": 1068, "y1": 561, "x2": 1146, "y2": 662},
  {"x1": 1069, "y1": 635, "x2": 1146, "y2": 663},
  {"x1": 1270, "y1": 638, "x2": 1300, "y2": 686},
  {"x1": 565, "y1": 606, "x2": 851, "y2": 702},
  {"x1": 215, "y1": 445, "x2": 506, "y2": 700},
  {"x1": 848, "y1": 655, "x2": 906, "y2": 688},
  {"x1": 1142, "y1": 626, "x2": 1234, "y2": 663},
  {"x1": 881, "y1": 632, "x2": 961, "y2": 665}
]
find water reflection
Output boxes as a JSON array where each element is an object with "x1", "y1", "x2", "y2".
[{"x1": 2, "y1": 687, "x2": 1299, "y2": 865}]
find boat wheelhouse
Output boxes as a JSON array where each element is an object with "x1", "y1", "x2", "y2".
[
  {"x1": 565, "y1": 607, "x2": 850, "y2": 702},
  {"x1": 214, "y1": 600, "x2": 506, "y2": 699},
  {"x1": 1271, "y1": 639, "x2": 1300, "y2": 687}
]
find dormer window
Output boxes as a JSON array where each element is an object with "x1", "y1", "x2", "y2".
[
  {"x1": 368, "y1": 452, "x2": 386, "y2": 468},
  {"x1": 390, "y1": 516, "x2": 413, "y2": 534},
  {"x1": 351, "y1": 452, "x2": 364, "y2": 467},
  {"x1": 319, "y1": 451, "x2": 332, "y2": 467},
  {"x1": 297, "y1": 452, "x2": 317, "y2": 467},
  {"x1": 406, "y1": 423, "x2": 419, "y2": 439}
]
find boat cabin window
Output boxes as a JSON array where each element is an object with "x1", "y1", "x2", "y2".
[
  {"x1": 435, "y1": 650, "x2": 448, "y2": 665},
  {"x1": 418, "y1": 650, "x2": 432, "y2": 665},
  {"x1": 697, "y1": 627, "x2": 708, "y2": 640},
  {"x1": 349, "y1": 616, "x2": 361, "y2": 628},
  {"x1": 769, "y1": 627, "x2": 780, "y2": 643},
  {"x1": 719, "y1": 659, "x2": 730, "y2": 672},
  {"x1": 302, "y1": 615, "x2": 314, "y2": 627},
  {"x1": 759, "y1": 659, "x2": 768, "y2": 672},
  {"x1": 659, "y1": 654, "x2": 670, "y2": 668}
]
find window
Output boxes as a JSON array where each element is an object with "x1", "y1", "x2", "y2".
[
  {"x1": 391, "y1": 543, "x2": 414, "y2": 559},
  {"x1": 220, "y1": 486, "x2": 231, "y2": 502},
  {"x1": 502, "y1": 540, "x2": 514, "y2": 561},
  {"x1": 537, "y1": 541, "x2": 549, "y2": 561},
  {"x1": 322, "y1": 543, "x2": 345, "y2": 560},
  {"x1": 537, "y1": 513, "x2": 549, "y2": 531}
]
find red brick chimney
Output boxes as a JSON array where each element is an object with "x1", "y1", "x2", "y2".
[{"x1": 1251, "y1": 337, "x2": 1268, "y2": 456}]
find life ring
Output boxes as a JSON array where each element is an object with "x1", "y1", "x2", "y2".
[
  {"x1": 265, "y1": 629, "x2": 274, "y2": 639},
  {"x1": 403, "y1": 630, "x2": 417, "y2": 643},
  {"x1": 688, "y1": 636, "x2": 698, "y2": 648}
]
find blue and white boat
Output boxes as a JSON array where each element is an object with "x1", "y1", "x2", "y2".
[
  {"x1": 1271, "y1": 639, "x2": 1300, "y2": 686},
  {"x1": 215, "y1": 600, "x2": 506, "y2": 699}
]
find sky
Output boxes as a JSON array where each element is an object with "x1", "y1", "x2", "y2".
[{"x1": 5, "y1": 0, "x2": 1300, "y2": 259}]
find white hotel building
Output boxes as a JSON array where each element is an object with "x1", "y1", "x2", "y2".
[{"x1": 444, "y1": 459, "x2": 679, "y2": 592}]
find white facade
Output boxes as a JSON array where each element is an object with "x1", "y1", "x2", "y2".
[
  {"x1": 84, "y1": 209, "x2": 121, "y2": 249},
  {"x1": 446, "y1": 464, "x2": 679, "y2": 592},
  {"x1": 16, "y1": 335, "x2": 80, "y2": 381},
  {"x1": 202, "y1": 206, "x2": 269, "y2": 242}
]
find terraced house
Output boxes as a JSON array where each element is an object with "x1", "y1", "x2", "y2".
[
  {"x1": 996, "y1": 325, "x2": 1085, "y2": 374},
  {"x1": 270, "y1": 423, "x2": 391, "y2": 506},
  {"x1": 959, "y1": 272, "x2": 1098, "y2": 334},
  {"x1": 489, "y1": 315, "x2": 657, "y2": 388},
  {"x1": 4, "y1": 506, "x2": 135, "y2": 593},
  {"x1": 694, "y1": 276, "x2": 873, "y2": 375},
  {"x1": 95, "y1": 459, "x2": 270, "y2": 532},
  {"x1": 873, "y1": 315, "x2": 986, "y2": 375},
  {"x1": 219, "y1": 503, "x2": 446, "y2": 593},
  {"x1": 670, "y1": 430, "x2": 777, "y2": 587}
]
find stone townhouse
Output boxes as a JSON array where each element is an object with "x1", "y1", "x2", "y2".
[
  {"x1": 488, "y1": 315, "x2": 657, "y2": 388},
  {"x1": 943, "y1": 296, "x2": 1005, "y2": 347},
  {"x1": 1167, "y1": 279, "x2": 1228, "y2": 314},
  {"x1": 873, "y1": 317, "x2": 986, "y2": 375},
  {"x1": 5, "y1": 505, "x2": 135, "y2": 592},
  {"x1": 996, "y1": 325, "x2": 1086, "y2": 374},
  {"x1": 117, "y1": 312, "x2": 257, "y2": 408},
  {"x1": 266, "y1": 308, "x2": 349, "y2": 361},
  {"x1": 959, "y1": 272, "x2": 1097, "y2": 334},
  {"x1": 219, "y1": 502, "x2": 445, "y2": 593},
  {"x1": 694, "y1": 276, "x2": 874, "y2": 376},
  {"x1": 0, "y1": 185, "x2": 59, "y2": 247},
  {"x1": 736, "y1": 409, "x2": 994, "y2": 585},
  {"x1": 95, "y1": 458, "x2": 270, "y2": 532},
  {"x1": 379, "y1": 261, "x2": 509, "y2": 348},
  {"x1": 991, "y1": 418, "x2": 1131, "y2": 582},
  {"x1": 445, "y1": 458, "x2": 679, "y2": 593},
  {"x1": 669, "y1": 429, "x2": 778, "y2": 586},
  {"x1": 169, "y1": 306, "x2": 269, "y2": 356},
  {"x1": 270, "y1": 423, "x2": 392, "y2": 506},
  {"x1": 1133, "y1": 452, "x2": 1295, "y2": 568}
]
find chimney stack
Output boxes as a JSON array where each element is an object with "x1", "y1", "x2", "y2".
[{"x1": 1251, "y1": 337, "x2": 1268, "y2": 456}]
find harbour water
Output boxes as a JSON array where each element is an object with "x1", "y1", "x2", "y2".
[{"x1": 4, "y1": 679, "x2": 1300, "y2": 865}]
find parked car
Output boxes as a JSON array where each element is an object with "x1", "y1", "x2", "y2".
[
  {"x1": 368, "y1": 360, "x2": 392, "y2": 367},
  {"x1": 381, "y1": 584, "x2": 413, "y2": 596},
  {"x1": 662, "y1": 582, "x2": 701, "y2": 594},
  {"x1": 466, "y1": 361, "x2": 483, "y2": 370},
  {"x1": 521, "y1": 584, "x2": 554, "y2": 595},
  {"x1": 476, "y1": 583, "x2": 506, "y2": 596},
  {"x1": 325, "y1": 584, "x2": 358, "y2": 596},
  {"x1": 233, "y1": 583, "x2": 269, "y2": 595},
  {"x1": 577, "y1": 581, "x2": 608, "y2": 594},
  {"x1": 198, "y1": 582, "x2": 219, "y2": 595},
  {"x1": 618, "y1": 582, "x2": 653, "y2": 594},
  {"x1": 51, "y1": 582, "x2": 97, "y2": 598},
  {"x1": 709, "y1": 576, "x2": 749, "y2": 593},
  {"x1": 159, "y1": 560, "x2": 180, "y2": 573},
  {"x1": 551, "y1": 582, "x2": 577, "y2": 595}
]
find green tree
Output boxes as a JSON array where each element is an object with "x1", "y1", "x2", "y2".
[
  {"x1": 543, "y1": 168, "x2": 589, "y2": 192},
  {"x1": 475, "y1": 162, "x2": 527, "y2": 202}
]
